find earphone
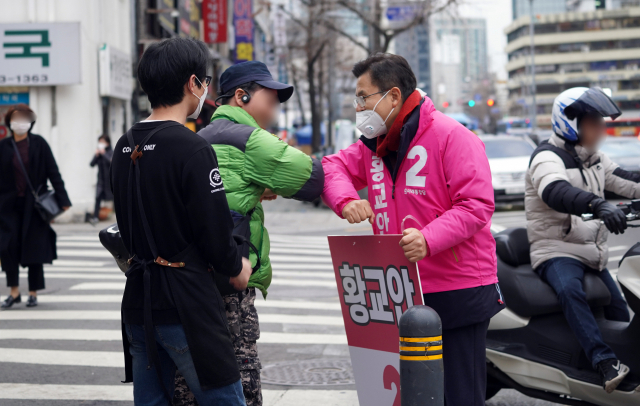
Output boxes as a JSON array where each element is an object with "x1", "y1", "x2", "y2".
[
  {"x1": 214, "y1": 89, "x2": 251, "y2": 107},
  {"x1": 240, "y1": 90, "x2": 251, "y2": 104}
]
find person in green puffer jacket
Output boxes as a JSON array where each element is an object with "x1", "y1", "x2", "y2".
[{"x1": 173, "y1": 61, "x2": 324, "y2": 406}]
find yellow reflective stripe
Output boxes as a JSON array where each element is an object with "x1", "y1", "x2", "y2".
[
  {"x1": 400, "y1": 336, "x2": 442, "y2": 343},
  {"x1": 400, "y1": 354, "x2": 443, "y2": 361},
  {"x1": 400, "y1": 345, "x2": 443, "y2": 352}
]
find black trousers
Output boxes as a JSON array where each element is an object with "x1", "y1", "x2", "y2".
[
  {"x1": 1, "y1": 197, "x2": 45, "y2": 292},
  {"x1": 423, "y1": 285, "x2": 504, "y2": 406},
  {"x1": 442, "y1": 319, "x2": 490, "y2": 406},
  {"x1": 93, "y1": 190, "x2": 108, "y2": 218}
]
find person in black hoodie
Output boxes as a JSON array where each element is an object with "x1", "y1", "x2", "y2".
[
  {"x1": 0, "y1": 103, "x2": 71, "y2": 309},
  {"x1": 89, "y1": 134, "x2": 113, "y2": 225},
  {"x1": 110, "y1": 37, "x2": 252, "y2": 405}
]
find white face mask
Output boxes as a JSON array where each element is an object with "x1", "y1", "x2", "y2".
[
  {"x1": 98, "y1": 142, "x2": 108, "y2": 151},
  {"x1": 187, "y1": 77, "x2": 208, "y2": 119},
  {"x1": 355, "y1": 90, "x2": 394, "y2": 139},
  {"x1": 10, "y1": 121, "x2": 31, "y2": 135}
]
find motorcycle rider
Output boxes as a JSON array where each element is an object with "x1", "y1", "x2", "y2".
[{"x1": 526, "y1": 87, "x2": 640, "y2": 393}]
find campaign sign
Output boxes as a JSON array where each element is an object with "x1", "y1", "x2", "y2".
[{"x1": 328, "y1": 235, "x2": 424, "y2": 406}]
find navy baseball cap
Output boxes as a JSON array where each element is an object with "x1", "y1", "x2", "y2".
[{"x1": 219, "y1": 61, "x2": 294, "y2": 103}]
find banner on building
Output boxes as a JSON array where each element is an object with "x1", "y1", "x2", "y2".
[
  {"x1": 203, "y1": 0, "x2": 227, "y2": 43},
  {"x1": 233, "y1": 0, "x2": 254, "y2": 63},
  {"x1": 272, "y1": 8, "x2": 287, "y2": 48},
  {"x1": 179, "y1": 0, "x2": 201, "y2": 39},
  {"x1": 328, "y1": 235, "x2": 424, "y2": 406},
  {"x1": 0, "y1": 23, "x2": 81, "y2": 86},
  {"x1": 99, "y1": 44, "x2": 132, "y2": 100}
]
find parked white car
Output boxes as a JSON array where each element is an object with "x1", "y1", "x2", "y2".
[{"x1": 479, "y1": 135, "x2": 536, "y2": 202}]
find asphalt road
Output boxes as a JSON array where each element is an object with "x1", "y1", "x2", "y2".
[{"x1": 0, "y1": 199, "x2": 638, "y2": 405}]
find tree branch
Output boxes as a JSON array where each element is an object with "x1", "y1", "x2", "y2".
[
  {"x1": 310, "y1": 40, "x2": 327, "y2": 66},
  {"x1": 321, "y1": 20, "x2": 370, "y2": 53}
]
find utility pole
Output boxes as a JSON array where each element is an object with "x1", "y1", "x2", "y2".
[{"x1": 529, "y1": 0, "x2": 537, "y2": 129}]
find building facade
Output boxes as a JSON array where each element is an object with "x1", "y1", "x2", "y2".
[
  {"x1": 512, "y1": 0, "x2": 567, "y2": 20},
  {"x1": 504, "y1": 6, "x2": 640, "y2": 127},
  {"x1": 429, "y1": 17, "x2": 488, "y2": 113},
  {"x1": 395, "y1": 23, "x2": 431, "y2": 96}
]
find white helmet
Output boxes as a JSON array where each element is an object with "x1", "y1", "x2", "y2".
[{"x1": 551, "y1": 87, "x2": 621, "y2": 143}]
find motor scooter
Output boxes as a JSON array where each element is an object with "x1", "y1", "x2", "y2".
[{"x1": 486, "y1": 200, "x2": 640, "y2": 406}]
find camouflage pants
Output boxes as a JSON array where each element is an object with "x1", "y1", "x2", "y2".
[{"x1": 173, "y1": 287, "x2": 262, "y2": 406}]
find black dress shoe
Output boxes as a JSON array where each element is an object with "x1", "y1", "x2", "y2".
[
  {"x1": 26, "y1": 295, "x2": 38, "y2": 307},
  {"x1": 1, "y1": 294, "x2": 21, "y2": 308}
]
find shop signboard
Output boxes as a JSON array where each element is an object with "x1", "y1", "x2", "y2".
[{"x1": 0, "y1": 23, "x2": 81, "y2": 86}]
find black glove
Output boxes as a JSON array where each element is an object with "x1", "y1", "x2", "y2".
[{"x1": 590, "y1": 198, "x2": 627, "y2": 235}]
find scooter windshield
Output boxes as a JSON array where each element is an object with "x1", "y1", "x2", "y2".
[{"x1": 564, "y1": 88, "x2": 621, "y2": 121}]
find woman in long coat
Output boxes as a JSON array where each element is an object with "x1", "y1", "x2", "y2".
[{"x1": 0, "y1": 103, "x2": 71, "y2": 308}]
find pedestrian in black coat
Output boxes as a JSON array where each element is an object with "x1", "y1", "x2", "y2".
[
  {"x1": 89, "y1": 134, "x2": 113, "y2": 225},
  {"x1": 0, "y1": 103, "x2": 71, "y2": 308}
]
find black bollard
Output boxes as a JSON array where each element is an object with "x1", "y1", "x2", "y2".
[{"x1": 398, "y1": 305, "x2": 444, "y2": 406}]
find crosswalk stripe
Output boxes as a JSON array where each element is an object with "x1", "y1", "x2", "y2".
[
  {"x1": 48, "y1": 260, "x2": 109, "y2": 267},
  {"x1": 269, "y1": 255, "x2": 333, "y2": 263},
  {"x1": 21, "y1": 273, "x2": 123, "y2": 280},
  {"x1": 57, "y1": 249, "x2": 113, "y2": 258},
  {"x1": 0, "y1": 348, "x2": 123, "y2": 367},
  {"x1": 35, "y1": 295, "x2": 123, "y2": 303},
  {"x1": 44, "y1": 267, "x2": 122, "y2": 273},
  {"x1": 0, "y1": 383, "x2": 132, "y2": 401},
  {"x1": 57, "y1": 236, "x2": 104, "y2": 242},
  {"x1": 0, "y1": 384, "x2": 358, "y2": 404},
  {"x1": 273, "y1": 271, "x2": 333, "y2": 279},
  {"x1": 272, "y1": 278, "x2": 337, "y2": 288},
  {"x1": 57, "y1": 241, "x2": 331, "y2": 256},
  {"x1": 268, "y1": 263, "x2": 333, "y2": 270},
  {"x1": 34, "y1": 295, "x2": 342, "y2": 310},
  {"x1": 0, "y1": 329, "x2": 347, "y2": 344},
  {"x1": 0, "y1": 311, "x2": 345, "y2": 325},
  {"x1": 57, "y1": 250, "x2": 334, "y2": 264},
  {"x1": 69, "y1": 282, "x2": 124, "y2": 290},
  {"x1": 47, "y1": 262, "x2": 334, "y2": 272},
  {"x1": 42, "y1": 268, "x2": 333, "y2": 279},
  {"x1": 66, "y1": 277, "x2": 337, "y2": 291}
]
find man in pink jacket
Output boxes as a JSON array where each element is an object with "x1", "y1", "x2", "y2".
[{"x1": 322, "y1": 53, "x2": 504, "y2": 406}]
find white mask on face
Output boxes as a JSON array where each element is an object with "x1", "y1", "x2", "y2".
[
  {"x1": 98, "y1": 142, "x2": 108, "y2": 151},
  {"x1": 355, "y1": 90, "x2": 395, "y2": 139},
  {"x1": 10, "y1": 121, "x2": 31, "y2": 135},
  {"x1": 187, "y1": 77, "x2": 208, "y2": 119}
]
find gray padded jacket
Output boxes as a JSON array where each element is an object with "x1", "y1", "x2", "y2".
[{"x1": 525, "y1": 133, "x2": 640, "y2": 270}]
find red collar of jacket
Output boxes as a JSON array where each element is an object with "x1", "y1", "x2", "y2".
[{"x1": 376, "y1": 90, "x2": 423, "y2": 158}]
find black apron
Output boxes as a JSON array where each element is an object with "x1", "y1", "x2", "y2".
[{"x1": 120, "y1": 123, "x2": 239, "y2": 401}]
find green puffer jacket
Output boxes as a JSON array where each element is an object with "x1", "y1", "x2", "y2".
[{"x1": 198, "y1": 105, "x2": 324, "y2": 297}]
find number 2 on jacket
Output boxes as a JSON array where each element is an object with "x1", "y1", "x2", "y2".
[{"x1": 406, "y1": 146, "x2": 427, "y2": 187}]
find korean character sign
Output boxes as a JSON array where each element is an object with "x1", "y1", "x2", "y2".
[
  {"x1": 203, "y1": 0, "x2": 227, "y2": 44},
  {"x1": 328, "y1": 235, "x2": 424, "y2": 406},
  {"x1": 233, "y1": 0, "x2": 254, "y2": 63}
]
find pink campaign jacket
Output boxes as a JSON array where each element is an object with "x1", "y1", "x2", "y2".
[{"x1": 322, "y1": 97, "x2": 498, "y2": 294}]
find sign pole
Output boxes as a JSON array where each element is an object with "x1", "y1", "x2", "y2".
[{"x1": 399, "y1": 305, "x2": 444, "y2": 406}]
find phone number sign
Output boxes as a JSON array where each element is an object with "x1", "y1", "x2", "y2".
[
  {"x1": 0, "y1": 23, "x2": 81, "y2": 86},
  {"x1": 328, "y1": 235, "x2": 424, "y2": 406}
]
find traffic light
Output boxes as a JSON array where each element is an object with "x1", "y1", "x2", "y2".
[
  {"x1": 596, "y1": 0, "x2": 605, "y2": 9},
  {"x1": 487, "y1": 99, "x2": 495, "y2": 107},
  {"x1": 442, "y1": 101, "x2": 450, "y2": 108},
  {"x1": 468, "y1": 100, "x2": 475, "y2": 107}
]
